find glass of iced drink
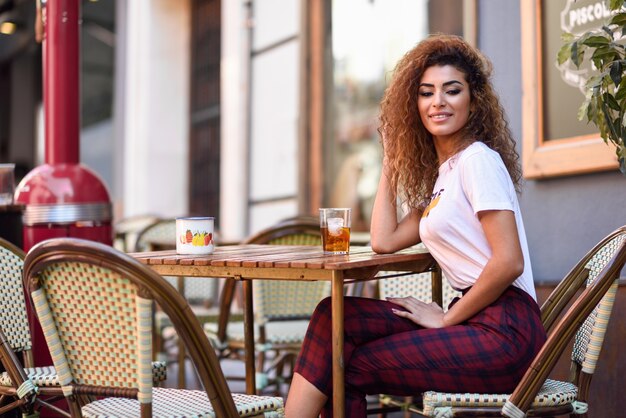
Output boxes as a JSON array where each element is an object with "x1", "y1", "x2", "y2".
[{"x1": 319, "y1": 208, "x2": 351, "y2": 254}]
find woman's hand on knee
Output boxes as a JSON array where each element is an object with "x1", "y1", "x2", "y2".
[{"x1": 387, "y1": 296, "x2": 445, "y2": 328}]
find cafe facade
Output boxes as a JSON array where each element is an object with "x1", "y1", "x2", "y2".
[{"x1": 1, "y1": 0, "x2": 625, "y2": 414}]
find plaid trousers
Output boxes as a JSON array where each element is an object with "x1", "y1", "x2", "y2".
[{"x1": 293, "y1": 286, "x2": 546, "y2": 418}]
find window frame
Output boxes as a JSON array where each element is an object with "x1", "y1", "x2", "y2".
[
  {"x1": 303, "y1": 0, "x2": 478, "y2": 214},
  {"x1": 520, "y1": 0, "x2": 618, "y2": 179}
]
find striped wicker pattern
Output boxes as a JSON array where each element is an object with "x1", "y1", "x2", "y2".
[
  {"x1": 205, "y1": 320, "x2": 310, "y2": 348},
  {"x1": 134, "y1": 220, "x2": 177, "y2": 252},
  {"x1": 205, "y1": 223, "x2": 327, "y2": 392},
  {"x1": 114, "y1": 214, "x2": 160, "y2": 252},
  {"x1": 0, "y1": 362, "x2": 166, "y2": 388},
  {"x1": 572, "y1": 233, "x2": 626, "y2": 374},
  {"x1": 0, "y1": 245, "x2": 31, "y2": 352},
  {"x1": 0, "y1": 366, "x2": 58, "y2": 386},
  {"x1": 420, "y1": 379, "x2": 578, "y2": 416},
  {"x1": 36, "y1": 262, "x2": 142, "y2": 388},
  {"x1": 378, "y1": 272, "x2": 461, "y2": 310},
  {"x1": 136, "y1": 219, "x2": 214, "y2": 301},
  {"x1": 81, "y1": 389, "x2": 284, "y2": 417}
]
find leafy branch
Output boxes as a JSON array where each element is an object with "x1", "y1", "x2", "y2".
[{"x1": 558, "y1": 0, "x2": 626, "y2": 175}]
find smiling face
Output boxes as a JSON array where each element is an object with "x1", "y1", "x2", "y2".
[{"x1": 417, "y1": 64, "x2": 471, "y2": 145}]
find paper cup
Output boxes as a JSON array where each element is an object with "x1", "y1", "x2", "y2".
[{"x1": 176, "y1": 217, "x2": 215, "y2": 255}]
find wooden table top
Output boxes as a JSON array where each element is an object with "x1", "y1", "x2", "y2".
[{"x1": 131, "y1": 244, "x2": 434, "y2": 271}]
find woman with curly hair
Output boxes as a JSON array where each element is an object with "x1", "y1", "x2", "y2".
[{"x1": 285, "y1": 34, "x2": 545, "y2": 418}]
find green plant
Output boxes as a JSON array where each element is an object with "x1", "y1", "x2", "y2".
[{"x1": 558, "y1": 0, "x2": 626, "y2": 175}]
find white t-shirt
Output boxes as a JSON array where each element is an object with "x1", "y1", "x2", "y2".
[{"x1": 419, "y1": 141, "x2": 537, "y2": 301}]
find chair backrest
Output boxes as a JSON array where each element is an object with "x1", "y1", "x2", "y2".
[
  {"x1": 504, "y1": 226, "x2": 626, "y2": 416},
  {"x1": 133, "y1": 218, "x2": 177, "y2": 252},
  {"x1": 23, "y1": 238, "x2": 240, "y2": 417},
  {"x1": 377, "y1": 242, "x2": 461, "y2": 310},
  {"x1": 244, "y1": 219, "x2": 329, "y2": 322},
  {"x1": 0, "y1": 237, "x2": 40, "y2": 411},
  {"x1": 570, "y1": 228, "x2": 626, "y2": 375},
  {"x1": 378, "y1": 271, "x2": 461, "y2": 311},
  {"x1": 216, "y1": 218, "x2": 328, "y2": 340},
  {"x1": 541, "y1": 226, "x2": 626, "y2": 332},
  {"x1": 113, "y1": 214, "x2": 160, "y2": 252},
  {"x1": 133, "y1": 218, "x2": 215, "y2": 303},
  {"x1": 0, "y1": 238, "x2": 32, "y2": 356}
]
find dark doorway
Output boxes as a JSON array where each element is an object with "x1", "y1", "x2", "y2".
[{"x1": 189, "y1": 0, "x2": 221, "y2": 225}]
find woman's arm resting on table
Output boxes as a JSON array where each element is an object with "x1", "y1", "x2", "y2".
[
  {"x1": 370, "y1": 171, "x2": 422, "y2": 254},
  {"x1": 388, "y1": 209, "x2": 524, "y2": 328}
]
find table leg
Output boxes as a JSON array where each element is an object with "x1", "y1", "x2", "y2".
[
  {"x1": 177, "y1": 276, "x2": 186, "y2": 388},
  {"x1": 431, "y1": 264, "x2": 443, "y2": 307},
  {"x1": 242, "y1": 278, "x2": 257, "y2": 394},
  {"x1": 331, "y1": 270, "x2": 345, "y2": 418}
]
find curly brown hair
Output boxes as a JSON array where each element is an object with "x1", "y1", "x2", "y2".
[{"x1": 379, "y1": 34, "x2": 521, "y2": 211}]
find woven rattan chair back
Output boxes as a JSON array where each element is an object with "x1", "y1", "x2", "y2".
[
  {"x1": 22, "y1": 238, "x2": 284, "y2": 417},
  {"x1": 378, "y1": 271, "x2": 461, "y2": 311},
  {"x1": 134, "y1": 216, "x2": 213, "y2": 307},
  {"x1": 568, "y1": 229, "x2": 626, "y2": 389},
  {"x1": 0, "y1": 238, "x2": 42, "y2": 415},
  {"x1": 0, "y1": 238, "x2": 30, "y2": 355},
  {"x1": 216, "y1": 219, "x2": 327, "y2": 332},
  {"x1": 246, "y1": 220, "x2": 329, "y2": 322},
  {"x1": 113, "y1": 214, "x2": 160, "y2": 252},
  {"x1": 133, "y1": 218, "x2": 177, "y2": 252},
  {"x1": 134, "y1": 218, "x2": 214, "y2": 303},
  {"x1": 541, "y1": 227, "x2": 626, "y2": 333},
  {"x1": 209, "y1": 219, "x2": 327, "y2": 393}
]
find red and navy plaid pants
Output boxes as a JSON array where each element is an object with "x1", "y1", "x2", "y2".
[{"x1": 293, "y1": 286, "x2": 546, "y2": 417}]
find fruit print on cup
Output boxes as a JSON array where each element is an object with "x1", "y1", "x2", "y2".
[{"x1": 176, "y1": 216, "x2": 215, "y2": 255}]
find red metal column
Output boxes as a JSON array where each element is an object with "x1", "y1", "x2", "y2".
[
  {"x1": 44, "y1": 0, "x2": 80, "y2": 165},
  {"x1": 14, "y1": 1, "x2": 113, "y2": 392}
]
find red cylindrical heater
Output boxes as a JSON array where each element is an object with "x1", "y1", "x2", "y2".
[
  {"x1": 14, "y1": 0, "x2": 113, "y2": 371},
  {"x1": 15, "y1": 0, "x2": 112, "y2": 249}
]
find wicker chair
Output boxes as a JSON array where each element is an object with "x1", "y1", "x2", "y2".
[
  {"x1": 0, "y1": 237, "x2": 65, "y2": 416},
  {"x1": 23, "y1": 237, "x2": 285, "y2": 418},
  {"x1": 113, "y1": 214, "x2": 160, "y2": 252},
  {"x1": 204, "y1": 218, "x2": 329, "y2": 393},
  {"x1": 0, "y1": 237, "x2": 168, "y2": 418},
  {"x1": 377, "y1": 225, "x2": 626, "y2": 417}
]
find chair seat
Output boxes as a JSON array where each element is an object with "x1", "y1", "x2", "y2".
[
  {"x1": 204, "y1": 320, "x2": 310, "y2": 349},
  {"x1": 81, "y1": 388, "x2": 284, "y2": 417},
  {"x1": 0, "y1": 366, "x2": 58, "y2": 386},
  {"x1": 418, "y1": 379, "x2": 578, "y2": 416},
  {"x1": 0, "y1": 362, "x2": 167, "y2": 387},
  {"x1": 157, "y1": 307, "x2": 222, "y2": 341}
]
